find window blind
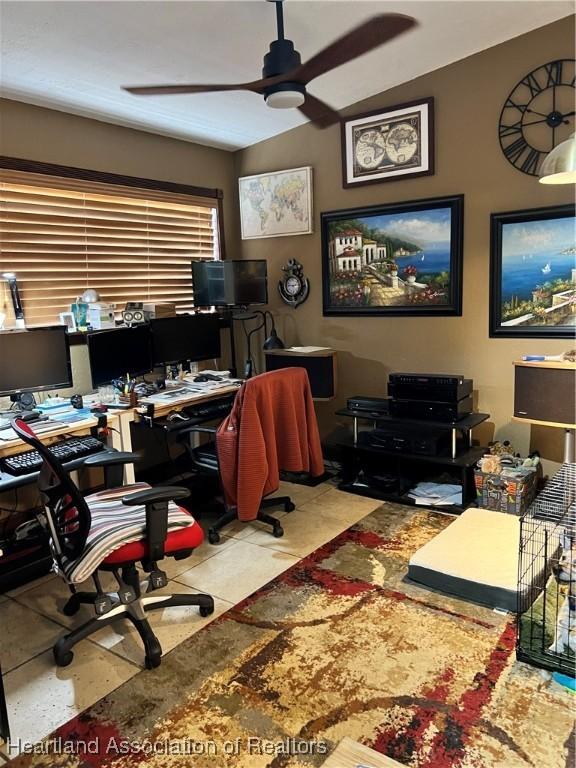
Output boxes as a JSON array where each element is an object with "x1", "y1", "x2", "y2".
[{"x1": 0, "y1": 168, "x2": 220, "y2": 326}]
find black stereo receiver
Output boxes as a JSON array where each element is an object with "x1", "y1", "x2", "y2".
[
  {"x1": 358, "y1": 424, "x2": 450, "y2": 457},
  {"x1": 388, "y1": 378, "x2": 472, "y2": 403},
  {"x1": 389, "y1": 373, "x2": 465, "y2": 386},
  {"x1": 347, "y1": 396, "x2": 389, "y2": 415},
  {"x1": 388, "y1": 396, "x2": 473, "y2": 422}
]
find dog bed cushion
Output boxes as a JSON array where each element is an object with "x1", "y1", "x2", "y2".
[{"x1": 408, "y1": 508, "x2": 528, "y2": 611}]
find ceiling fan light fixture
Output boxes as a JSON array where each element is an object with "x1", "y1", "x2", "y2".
[{"x1": 265, "y1": 89, "x2": 305, "y2": 109}]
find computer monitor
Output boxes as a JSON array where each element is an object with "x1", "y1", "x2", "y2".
[
  {"x1": 87, "y1": 325, "x2": 152, "y2": 388},
  {"x1": 150, "y1": 314, "x2": 221, "y2": 366},
  {"x1": 192, "y1": 260, "x2": 268, "y2": 307},
  {"x1": 0, "y1": 325, "x2": 73, "y2": 396}
]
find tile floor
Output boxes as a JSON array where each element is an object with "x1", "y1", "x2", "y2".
[{"x1": 0, "y1": 481, "x2": 381, "y2": 760}]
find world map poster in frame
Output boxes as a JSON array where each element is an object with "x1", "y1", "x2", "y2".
[
  {"x1": 238, "y1": 166, "x2": 313, "y2": 239},
  {"x1": 341, "y1": 98, "x2": 434, "y2": 188}
]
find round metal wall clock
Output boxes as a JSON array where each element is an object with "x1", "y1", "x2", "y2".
[
  {"x1": 498, "y1": 59, "x2": 575, "y2": 176},
  {"x1": 278, "y1": 259, "x2": 310, "y2": 307}
]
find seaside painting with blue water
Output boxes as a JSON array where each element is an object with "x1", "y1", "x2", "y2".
[
  {"x1": 325, "y1": 204, "x2": 460, "y2": 312},
  {"x1": 499, "y1": 214, "x2": 576, "y2": 330}
]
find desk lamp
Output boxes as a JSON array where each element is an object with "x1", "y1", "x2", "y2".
[
  {"x1": 263, "y1": 311, "x2": 285, "y2": 350},
  {"x1": 2, "y1": 272, "x2": 25, "y2": 328}
]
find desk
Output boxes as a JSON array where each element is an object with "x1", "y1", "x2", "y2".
[
  {"x1": 0, "y1": 413, "x2": 123, "y2": 492},
  {"x1": 117, "y1": 383, "x2": 240, "y2": 484},
  {"x1": 0, "y1": 414, "x2": 123, "y2": 492}
]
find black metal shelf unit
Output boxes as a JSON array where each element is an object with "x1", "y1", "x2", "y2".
[{"x1": 333, "y1": 409, "x2": 490, "y2": 512}]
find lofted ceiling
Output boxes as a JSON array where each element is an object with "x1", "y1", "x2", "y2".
[{"x1": 0, "y1": 1, "x2": 572, "y2": 151}]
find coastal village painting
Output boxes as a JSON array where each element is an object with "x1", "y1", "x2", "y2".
[
  {"x1": 491, "y1": 206, "x2": 576, "y2": 338},
  {"x1": 321, "y1": 196, "x2": 463, "y2": 316}
]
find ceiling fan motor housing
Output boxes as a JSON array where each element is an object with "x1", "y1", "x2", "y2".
[
  {"x1": 262, "y1": 38, "x2": 301, "y2": 77},
  {"x1": 262, "y1": 39, "x2": 305, "y2": 106}
]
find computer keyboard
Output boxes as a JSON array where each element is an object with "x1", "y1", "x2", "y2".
[
  {"x1": 1, "y1": 436, "x2": 105, "y2": 476},
  {"x1": 185, "y1": 395, "x2": 235, "y2": 420}
]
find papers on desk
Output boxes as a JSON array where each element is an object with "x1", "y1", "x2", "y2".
[
  {"x1": 143, "y1": 379, "x2": 240, "y2": 404},
  {"x1": 0, "y1": 420, "x2": 72, "y2": 442}
]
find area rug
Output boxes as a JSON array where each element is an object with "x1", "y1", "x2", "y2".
[{"x1": 7, "y1": 504, "x2": 575, "y2": 768}]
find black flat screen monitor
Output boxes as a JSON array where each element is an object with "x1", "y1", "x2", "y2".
[
  {"x1": 150, "y1": 314, "x2": 221, "y2": 366},
  {"x1": 192, "y1": 260, "x2": 268, "y2": 306},
  {"x1": 87, "y1": 325, "x2": 152, "y2": 388},
  {"x1": 0, "y1": 325, "x2": 73, "y2": 396}
]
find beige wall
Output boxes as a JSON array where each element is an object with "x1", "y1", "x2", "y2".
[
  {"x1": 236, "y1": 16, "x2": 576, "y2": 464},
  {"x1": 0, "y1": 98, "x2": 240, "y2": 248}
]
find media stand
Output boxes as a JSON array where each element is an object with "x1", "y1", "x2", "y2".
[{"x1": 334, "y1": 407, "x2": 490, "y2": 512}]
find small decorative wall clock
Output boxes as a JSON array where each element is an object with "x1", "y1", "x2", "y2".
[
  {"x1": 499, "y1": 59, "x2": 575, "y2": 176},
  {"x1": 278, "y1": 259, "x2": 310, "y2": 307}
]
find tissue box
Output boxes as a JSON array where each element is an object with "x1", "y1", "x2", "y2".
[{"x1": 87, "y1": 303, "x2": 116, "y2": 330}]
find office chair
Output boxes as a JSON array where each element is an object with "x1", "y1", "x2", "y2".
[
  {"x1": 182, "y1": 423, "x2": 294, "y2": 542},
  {"x1": 12, "y1": 418, "x2": 214, "y2": 670},
  {"x1": 178, "y1": 369, "x2": 324, "y2": 544}
]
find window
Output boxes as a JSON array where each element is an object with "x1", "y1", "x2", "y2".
[{"x1": 0, "y1": 161, "x2": 222, "y2": 326}]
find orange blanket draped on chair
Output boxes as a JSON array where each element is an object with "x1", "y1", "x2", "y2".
[{"x1": 216, "y1": 368, "x2": 324, "y2": 521}]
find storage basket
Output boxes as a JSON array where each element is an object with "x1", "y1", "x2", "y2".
[{"x1": 474, "y1": 467, "x2": 537, "y2": 515}]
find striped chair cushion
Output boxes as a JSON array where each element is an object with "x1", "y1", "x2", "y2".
[{"x1": 61, "y1": 483, "x2": 196, "y2": 584}]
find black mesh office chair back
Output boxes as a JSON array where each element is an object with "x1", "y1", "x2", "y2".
[{"x1": 12, "y1": 419, "x2": 91, "y2": 563}]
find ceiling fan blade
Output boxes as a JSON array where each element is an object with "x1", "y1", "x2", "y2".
[
  {"x1": 298, "y1": 93, "x2": 341, "y2": 128},
  {"x1": 293, "y1": 14, "x2": 417, "y2": 85},
  {"x1": 123, "y1": 79, "x2": 269, "y2": 96}
]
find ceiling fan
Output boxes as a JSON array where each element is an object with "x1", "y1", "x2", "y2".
[{"x1": 123, "y1": 0, "x2": 416, "y2": 128}]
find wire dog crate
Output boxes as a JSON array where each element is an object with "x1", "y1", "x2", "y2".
[{"x1": 517, "y1": 463, "x2": 576, "y2": 676}]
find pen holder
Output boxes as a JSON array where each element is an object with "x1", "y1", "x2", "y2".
[{"x1": 118, "y1": 392, "x2": 138, "y2": 408}]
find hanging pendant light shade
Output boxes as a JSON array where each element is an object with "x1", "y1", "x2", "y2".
[{"x1": 539, "y1": 133, "x2": 576, "y2": 184}]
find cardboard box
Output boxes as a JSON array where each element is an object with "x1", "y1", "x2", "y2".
[{"x1": 142, "y1": 302, "x2": 176, "y2": 319}]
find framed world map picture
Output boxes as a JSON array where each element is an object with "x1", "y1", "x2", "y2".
[
  {"x1": 238, "y1": 166, "x2": 313, "y2": 239},
  {"x1": 341, "y1": 98, "x2": 434, "y2": 188}
]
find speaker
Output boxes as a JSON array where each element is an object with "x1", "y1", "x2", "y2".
[
  {"x1": 122, "y1": 302, "x2": 146, "y2": 325},
  {"x1": 514, "y1": 363, "x2": 576, "y2": 426},
  {"x1": 264, "y1": 349, "x2": 336, "y2": 400}
]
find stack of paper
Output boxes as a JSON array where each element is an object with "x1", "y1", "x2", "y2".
[
  {"x1": 407, "y1": 482, "x2": 462, "y2": 507},
  {"x1": 287, "y1": 346, "x2": 331, "y2": 353}
]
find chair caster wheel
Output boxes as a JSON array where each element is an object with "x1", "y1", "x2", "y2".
[
  {"x1": 285, "y1": 502, "x2": 296, "y2": 512},
  {"x1": 54, "y1": 648, "x2": 74, "y2": 667},
  {"x1": 62, "y1": 595, "x2": 81, "y2": 616},
  {"x1": 199, "y1": 599, "x2": 214, "y2": 618},
  {"x1": 145, "y1": 654, "x2": 161, "y2": 670},
  {"x1": 273, "y1": 526, "x2": 284, "y2": 538},
  {"x1": 208, "y1": 530, "x2": 220, "y2": 544}
]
